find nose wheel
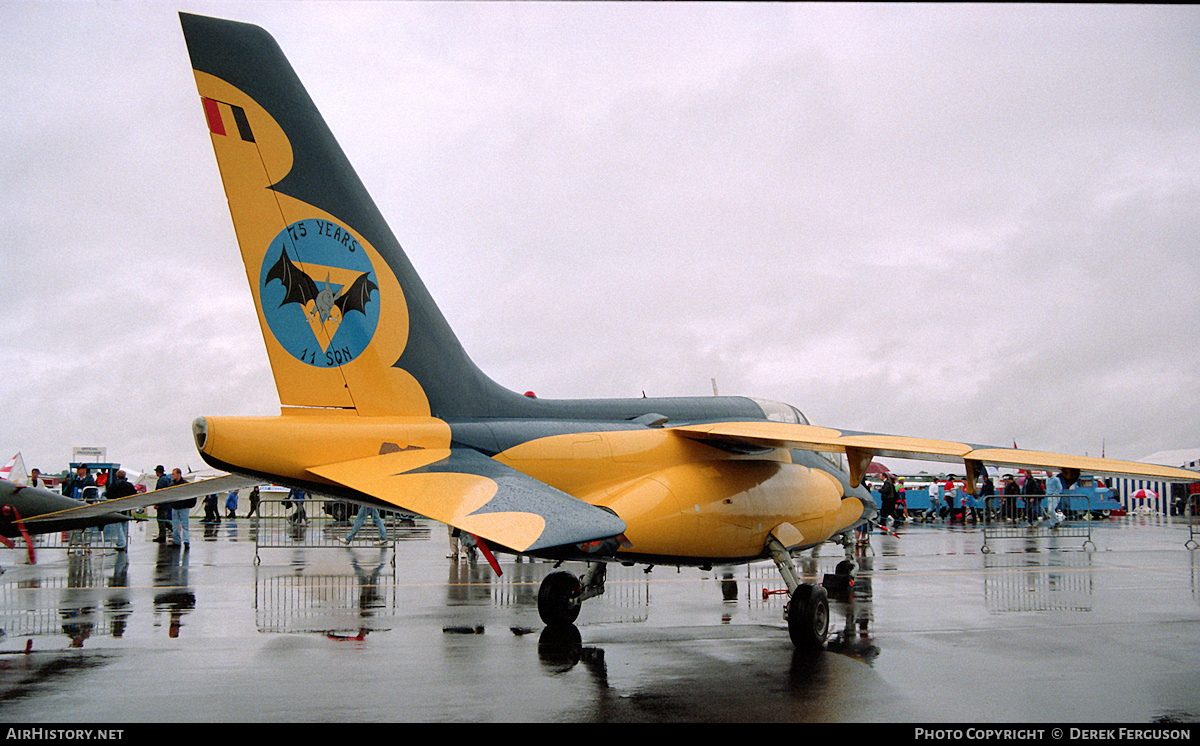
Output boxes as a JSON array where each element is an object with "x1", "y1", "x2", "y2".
[
  {"x1": 786, "y1": 583, "x2": 830, "y2": 649},
  {"x1": 767, "y1": 535, "x2": 830, "y2": 649}
]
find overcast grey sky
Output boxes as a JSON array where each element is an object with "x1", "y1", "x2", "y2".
[{"x1": 1, "y1": 2, "x2": 1197, "y2": 477}]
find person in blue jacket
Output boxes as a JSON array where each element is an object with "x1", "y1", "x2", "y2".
[{"x1": 1045, "y1": 472, "x2": 1064, "y2": 530}]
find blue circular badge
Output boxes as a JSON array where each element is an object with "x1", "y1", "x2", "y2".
[{"x1": 259, "y1": 219, "x2": 380, "y2": 367}]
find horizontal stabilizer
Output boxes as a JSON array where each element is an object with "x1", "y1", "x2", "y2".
[
  {"x1": 309, "y1": 449, "x2": 627, "y2": 552},
  {"x1": 671, "y1": 421, "x2": 1200, "y2": 485},
  {"x1": 23, "y1": 474, "x2": 262, "y2": 524}
]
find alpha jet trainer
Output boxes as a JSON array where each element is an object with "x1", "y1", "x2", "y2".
[{"x1": 172, "y1": 13, "x2": 1198, "y2": 648}]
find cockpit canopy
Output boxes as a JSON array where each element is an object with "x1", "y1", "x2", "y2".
[
  {"x1": 750, "y1": 398, "x2": 847, "y2": 473},
  {"x1": 750, "y1": 398, "x2": 809, "y2": 426}
]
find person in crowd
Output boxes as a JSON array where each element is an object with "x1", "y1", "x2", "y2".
[
  {"x1": 104, "y1": 469, "x2": 137, "y2": 551},
  {"x1": 1022, "y1": 472, "x2": 1044, "y2": 525},
  {"x1": 944, "y1": 476, "x2": 959, "y2": 522},
  {"x1": 246, "y1": 486, "x2": 261, "y2": 519},
  {"x1": 202, "y1": 492, "x2": 221, "y2": 523},
  {"x1": 879, "y1": 474, "x2": 897, "y2": 530},
  {"x1": 925, "y1": 482, "x2": 941, "y2": 522},
  {"x1": 977, "y1": 473, "x2": 995, "y2": 522},
  {"x1": 340, "y1": 505, "x2": 388, "y2": 546},
  {"x1": 287, "y1": 488, "x2": 308, "y2": 524},
  {"x1": 1002, "y1": 474, "x2": 1021, "y2": 521},
  {"x1": 153, "y1": 465, "x2": 173, "y2": 543},
  {"x1": 170, "y1": 468, "x2": 193, "y2": 549},
  {"x1": 63, "y1": 465, "x2": 95, "y2": 501},
  {"x1": 1045, "y1": 471, "x2": 1064, "y2": 530}
]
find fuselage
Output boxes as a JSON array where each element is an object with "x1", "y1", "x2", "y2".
[{"x1": 195, "y1": 394, "x2": 875, "y2": 565}]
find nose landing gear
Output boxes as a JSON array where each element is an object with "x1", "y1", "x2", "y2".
[
  {"x1": 767, "y1": 535, "x2": 830, "y2": 649},
  {"x1": 787, "y1": 583, "x2": 830, "y2": 649}
]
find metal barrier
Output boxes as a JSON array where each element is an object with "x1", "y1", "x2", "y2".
[
  {"x1": 1186, "y1": 497, "x2": 1199, "y2": 551},
  {"x1": 250, "y1": 498, "x2": 419, "y2": 565},
  {"x1": 17, "y1": 525, "x2": 121, "y2": 555},
  {"x1": 980, "y1": 495, "x2": 1095, "y2": 554},
  {"x1": 13, "y1": 491, "x2": 140, "y2": 555}
]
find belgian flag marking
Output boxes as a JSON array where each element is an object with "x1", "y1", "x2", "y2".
[{"x1": 201, "y1": 97, "x2": 255, "y2": 142}]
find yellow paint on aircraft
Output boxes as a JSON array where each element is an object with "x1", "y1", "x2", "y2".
[
  {"x1": 311, "y1": 462, "x2": 546, "y2": 552},
  {"x1": 496, "y1": 427, "x2": 855, "y2": 559},
  {"x1": 837, "y1": 434, "x2": 971, "y2": 459},
  {"x1": 769, "y1": 522, "x2": 805, "y2": 549},
  {"x1": 967, "y1": 448, "x2": 1200, "y2": 482},
  {"x1": 193, "y1": 72, "x2": 427, "y2": 416},
  {"x1": 671, "y1": 421, "x2": 846, "y2": 451},
  {"x1": 197, "y1": 414, "x2": 452, "y2": 488},
  {"x1": 672, "y1": 421, "x2": 972, "y2": 461}
]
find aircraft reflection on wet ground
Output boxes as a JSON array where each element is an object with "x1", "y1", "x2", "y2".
[{"x1": 1, "y1": 516, "x2": 1199, "y2": 723}]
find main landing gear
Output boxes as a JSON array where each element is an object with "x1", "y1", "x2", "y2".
[
  {"x1": 537, "y1": 536, "x2": 853, "y2": 651},
  {"x1": 537, "y1": 563, "x2": 607, "y2": 626}
]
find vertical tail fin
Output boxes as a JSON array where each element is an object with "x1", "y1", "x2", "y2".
[{"x1": 181, "y1": 13, "x2": 517, "y2": 418}]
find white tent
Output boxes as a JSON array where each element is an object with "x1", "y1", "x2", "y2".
[
  {"x1": 0, "y1": 452, "x2": 27, "y2": 484},
  {"x1": 1111, "y1": 448, "x2": 1200, "y2": 515}
]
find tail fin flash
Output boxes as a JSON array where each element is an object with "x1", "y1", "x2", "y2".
[{"x1": 181, "y1": 13, "x2": 513, "y2": 417}]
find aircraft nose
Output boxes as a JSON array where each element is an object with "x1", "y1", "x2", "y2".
[
  {"x1": 858, "y1": 491, "x2": 878, "y2": 522},
  {"x1": 192, "y1": 417, "x2": 209, "y2": 451}
]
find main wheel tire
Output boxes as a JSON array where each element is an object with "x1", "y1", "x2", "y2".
[
  {"x1": 788, "y1": 584, "x2": 830, "y2": 649},
  {"x1": 538, "y1": 571, "x2": 582, "y2": 626}
]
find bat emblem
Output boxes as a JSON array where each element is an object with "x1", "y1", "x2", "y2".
[
  {"x1": 258, "y1": 220, "x2": 381, "y2": 369},
  {"x1": 265, "y1": 247, "x2": 379, "y2": 323}
]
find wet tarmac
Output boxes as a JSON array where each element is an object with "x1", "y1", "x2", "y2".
[{"x1": 2, "y1": 513, "x2": 1199, "y2": 724}]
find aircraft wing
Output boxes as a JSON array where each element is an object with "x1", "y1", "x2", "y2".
[
  {"x1": 671, "y1": 421, "x2": 1200, "y2": 492},
  {"x1": 22, "y1": 474, "x2": 262, "y2": 524},
  {"x1": 308, "y1": 448, "x2": 628, "y2": 553},
  {"x1": 0, "y1": 481, "x2": 129, "y2": 536}
]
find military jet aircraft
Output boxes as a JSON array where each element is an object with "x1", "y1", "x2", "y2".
[
  {"x1": 58, "y1": 13, "x2": 1200, "y2": 648},
  {"x1": 0, "y1": 479, "x2": 130, "y2": 553}
]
